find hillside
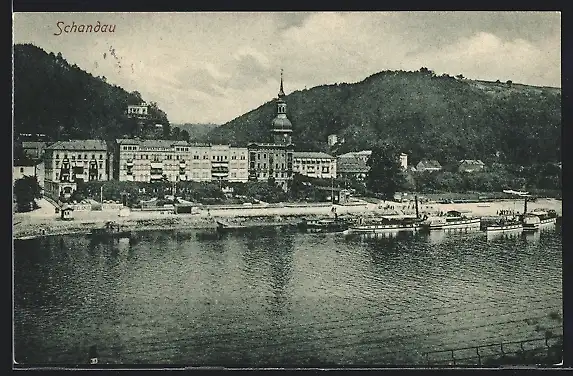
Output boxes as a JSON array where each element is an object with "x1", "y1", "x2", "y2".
[
  {"x1": 207, "y1": 69, "x2": 561, "y2": 165},
  {"x1": 171, "y1": 123, "x2": 220, "y2": 142},
  {"x1": 13, "y1": 43, "x2": 171, "y2": 142}
]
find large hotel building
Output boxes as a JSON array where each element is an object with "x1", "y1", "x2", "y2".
[
  {"x1": 37, "y1": 73, "x2": 337, "y2": 199},
  {"x1": 114, "y1": 140, "x2": 248, "y2": 183},
  {"x1": 43, "y1": 140, "x2": 112, "y2": 199}
]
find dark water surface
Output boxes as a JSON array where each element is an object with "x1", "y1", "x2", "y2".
[{"x1": 14, "y1": 224, "x2": 562, "y2": 366}]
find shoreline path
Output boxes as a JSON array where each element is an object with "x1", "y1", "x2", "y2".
[{"x1": 13, "y1": 198, "x2": 562, "y2": 240}]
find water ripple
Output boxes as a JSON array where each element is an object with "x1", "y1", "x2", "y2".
[{"x1": 14, "y1": 226, "x2": 562, "y2": 365}]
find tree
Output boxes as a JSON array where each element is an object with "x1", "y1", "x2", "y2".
[
  {"x1": 14, "y1": 176, "x2": 41, "y2": 212},
  {"x1": 130, "y1": 91, "x2": 143, "y2": 102},
  {"x1": 180, "y1": 129, "x2": 190, "y2": 142},
  {"x1": 171, "y1": 127, "x2": 181, "y2": 140},
  {"x1": 366, "y1": 144, "x2": 405, "y2": 199},
  {"x1": 400, "y1": 171, "x2": 417, "y2": 191}
]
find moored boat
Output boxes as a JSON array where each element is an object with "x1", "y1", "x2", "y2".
[
  {"x1": 216, "y1": 219, "x2": 292, "y2": 233},
  {"x1": 344, "y1": 216, "x2": 423, "y2": 235},
  {"x1": 522, "y1": 209, "x2": 558, "y2": 231},
  {"x1": 298, "y1": 217, "x2": 351, "y2": 233},
  {"x1": 91, "y1": 221, "x2": 131, "y2": 237},
  {"x1": 345, "y1": 194, "x2": 424, "y2": 235},
  {"x1": 421, "y1": 210, "x2": 481, "y2": 231},
  {"x1": 216, "y1": 220, "x2": 247, "y2": 231},
  {"x1": 484, "y1": 221, "x2": 523, "y2": 233}
]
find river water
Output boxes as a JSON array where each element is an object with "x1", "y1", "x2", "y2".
[{"x1": 14, "y1": 223, "x2": 562, "y2": 366}]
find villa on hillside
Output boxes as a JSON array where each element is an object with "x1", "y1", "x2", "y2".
[
  {"x1": 416, "y1": 159, "x2": 442, "y2": 172},
  {"x1": 458, "y1": 159, "x2": 485, "y2": 173},
  {"x1": 338, "y1": 150, "x2": 372, "y2": 163},
  {"x1": 127, "y1": 102, "x2": 149, "y2": 119}
]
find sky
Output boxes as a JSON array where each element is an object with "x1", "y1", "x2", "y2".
[{"x1": 13, "y1": 12, "x2": 561, "y2": 125}]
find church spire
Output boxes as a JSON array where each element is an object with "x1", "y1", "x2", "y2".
[{"x1": 278, "y1": 69, "x2": 285, "y2": 98}]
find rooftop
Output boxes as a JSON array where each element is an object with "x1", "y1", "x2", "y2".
[
  {"x1": 117, "y1": 139, "x2": 236, "y2": 148},
  {"x1": 417, "y1": 159, "x2": 442, "y2": 168},
  {"x1": 459, "y1": 159, "x2": 485, "y2": 165},
  {"x1": 355, "y1": 150, "x2": 373, "y2": 156},
  {"x1": 293, "y1": 151, "x2": 335, "y2": 159},
  {"x1": 248, "y1": 142, "x2": 294, "y2": 148},
  {"x1": 46, "y1": 139, "x2": 108, "y2": 151},
  {"x1": 22, "y1": 141, "x2": 47, "y2": 148},
  {"x1": 338, "y1": 150, "x2": 372, "y2": 158}
]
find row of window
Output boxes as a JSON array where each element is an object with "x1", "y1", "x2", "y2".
[
  {"x1": 54, "y1": 153, "x2": 104, "y2": 160},
  {"x1": 256, "y1": 153, "x2": 292, "y2": 160},
  {"x1": 294, "y1": 160, "x2": 335, "y2": 164},
  {"x1": 125, "y1": 165, "x2": 216, "y2": 171},
  {"x1": 121, "y1": 154, "x2": 243, "y2": 161},
  {"x1": 251, "y1": 163, "x2": 288, "y2": 170},
  {"x1": 296, "y1": 167, "x2": 332, "y2": 173},
  {"x1": 254, "y1": 172, "x2": 289, "y2": 178},
  {"x1": 127, "y1": 107, "x2": 148, "y2": 113},
  {"x1": 54, "y1": 161, "x2": 104, "y2": 168},
  {"x1": 56, "y1": 173, "x2": 103, "y2": 181}
]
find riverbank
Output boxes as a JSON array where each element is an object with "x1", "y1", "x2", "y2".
[{"x1": 13, "y1": 198, "x2": 562, "y2": 240}]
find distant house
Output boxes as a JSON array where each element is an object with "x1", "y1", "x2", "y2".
[
  {"x1": 354, "y1": 150, "x2": 372, "y2": 163},
  {"x1": 416, "y1": 159, "x2": 442, "y2": 172},
  {"x1": 22, "y1": 141, "x2": 48, "y2": 159},
  {"x1": 458, "y1": 159, "x2": 485, "y2": 173},
  {"x1": 13, "y1": 158, "x2": 44, "y2": 189},
  {"x1": 399, "y1": 153, "x2": 408, "y2": 170},
  {"x1": 127, "y1": 102, "x2": 149, "y2": 119},
  {"x1": 338, "y1": 150, "x2": 372, "y2": 163},
  {"x1": 327, "y1": 134, "x2": 338, "y2": 147}
]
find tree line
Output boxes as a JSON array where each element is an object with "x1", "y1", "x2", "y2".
[{"x1": 366, "y1": 144, "x2": 561, "y2": 200}]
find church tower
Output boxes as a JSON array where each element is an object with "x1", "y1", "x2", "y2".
[{"x1": 271, "y1": 69, "x2": 293, "y2": 145}]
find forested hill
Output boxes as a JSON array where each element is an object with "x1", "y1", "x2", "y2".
[
  {"x1": 207, "y1": 69, "x2": 561, "y2": 166},
  {"x1": 14, "y1": 43, "x2": 170, "y2": 142},
  {"x1": 172, "y1": 123, "x2": 220, "y2": 142}
]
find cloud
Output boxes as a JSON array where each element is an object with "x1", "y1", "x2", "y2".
[
  {"x1": 410, "y1": 30, "x2": 561, "y2": 87},
  {"x1": 227, "y1": 47, "x2": 273, "y2": 89},
  {"x1": 13, "y1": 12, "x2": 561, "y2": 124}
]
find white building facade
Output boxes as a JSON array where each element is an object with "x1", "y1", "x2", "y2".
[
  {"x1": 293, "y1": 151, "x2": 337, "y2": 179},
  {"x1": 115, "y1": 139, "x2": 248, "y2": 183}
]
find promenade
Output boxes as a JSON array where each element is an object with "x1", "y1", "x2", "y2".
[{"x1": 13, "y1": 197, "x2": 562, "y2": 240}]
